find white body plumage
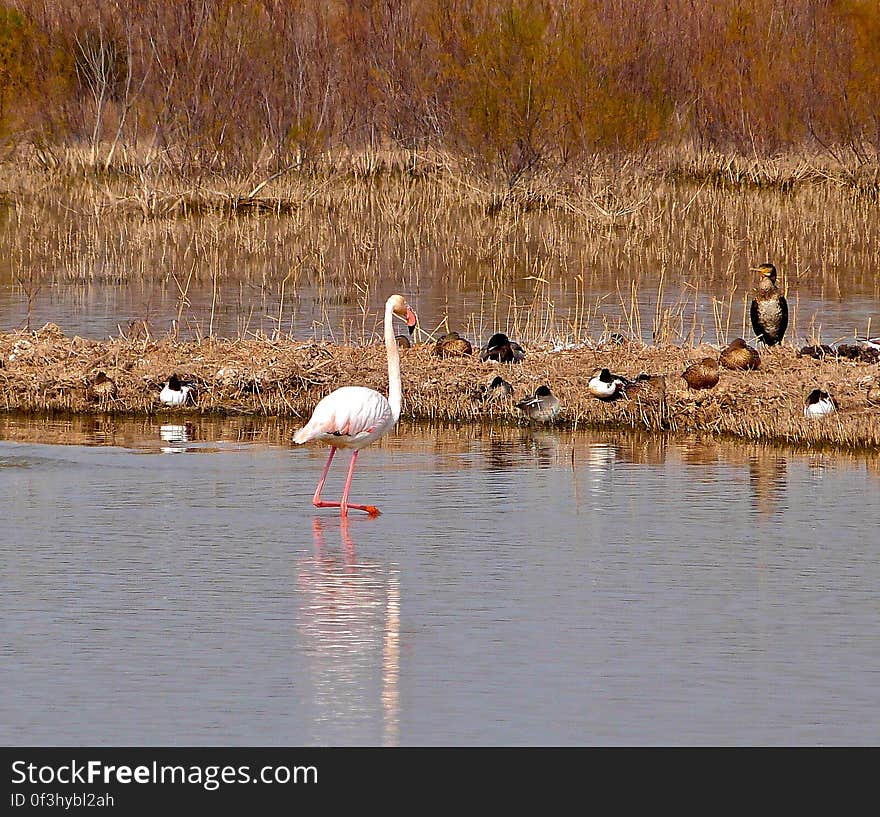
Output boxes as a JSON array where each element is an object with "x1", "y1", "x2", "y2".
[
  {"x1": 292, "y1": 386, "x2": 396, "y2": 450},
  {"x1": 588, "y1": 368, "x2": 626, "y2": 400},
  {"x1": 160, "y1": 377, "x2": 193, "y2": 407},
  {"x1": 804, "y1": 389, "x2": 837, "y2": 419},
  {"x1": 292, "y1": 294, "x2": 418, "y2": 517}
]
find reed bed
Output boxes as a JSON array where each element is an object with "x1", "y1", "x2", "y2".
[
  {"x1": 3, "y1": 151, "x2": 880, "y2": 349},
  {"x1": 2, "y1": 322, "x2": 878, "y2": 450}
]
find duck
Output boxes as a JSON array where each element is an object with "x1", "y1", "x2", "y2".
[
  {"x1": 479, "y1": 332, "x2": 525, "y2": 363},
  {"x1": 395, "y1": 334, "x2": 411, "y2": 350},
  {"x1": 588, "y1": 368, "x2": 628, "y2": 400},
  {"x1": 433, "y1": 331, "x2": 473, "y2": 358},
  {"x1": 750, "y1": 262, "x2": 788, "y2": 346},
  {"x1": 804, "y1": 388, "x2": 837, "y2": 418},
  {"x1": 622, "y1": 373, "x2": 667, "y2": 401},
  {"x1": 837, "y1": 338, "x2": 880, "y2": 363},
  {"x1": 91, "y1": 371, "x2": 117, "y2": 401},
  {"x1": 681, "y1": 357, "x2": 720, "y2": 390},
  {"x1": 516, "y1": 385, "x2": 561, "y2": 423},
  {"x1": 484, "y1": 375, "x2": 514, "y2": 398},
  {"x1": 797, "y1": 344, "x2": 835, "y2": 360},
  {"x1": 837, "y1": 343, "x2": 879, "y2": 363},
  {"x1": 159, "y1": 374, "x2": 195, "y2": 407},
  {"x1": 865, "y1": 379, "x2": 880, "y2": 407},
  {"x1": 719, "y1": 338, "x2": 760, "y2": 370}
]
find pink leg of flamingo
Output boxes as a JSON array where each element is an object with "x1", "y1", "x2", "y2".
[
  {"x1": 312, "y1": 448, "x2": 380, "y2": 517},
  {"x1": 312, "y1": 446, "x2": 337, "y2": 505}
]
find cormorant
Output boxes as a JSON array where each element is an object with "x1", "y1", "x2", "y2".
[{"x1": 750, "y1": 263, "x2": 788, "y2": 346}]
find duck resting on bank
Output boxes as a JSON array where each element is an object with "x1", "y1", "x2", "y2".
[
  {"x1": 681, "y1": 358, "x2": 720, "y2": 391},
  {"x1": 588, "y1": 368, "x2": 629, "y2": 401},
  {"x1": 720, "y1": 338, "x2": 760, "y2": 370},
  {"x1": 516, "y1": 385, "x2": 561, "y2": 423},
  {"x1": 479, "y1": 332, "x2": 525, "y2": 363},
  {"x1": 804, "y1": 388, "x2": 837, "y2": 419}
]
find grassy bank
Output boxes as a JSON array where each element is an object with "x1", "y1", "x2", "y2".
[{"x1": 2, "y1": 323, "x2": 878, "y2": 450}]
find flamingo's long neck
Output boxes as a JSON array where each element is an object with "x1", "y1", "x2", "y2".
[{"x1": 385, "y1": 300, "x2": 403, "y2": 422}]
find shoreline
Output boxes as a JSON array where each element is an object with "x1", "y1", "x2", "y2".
[{"x1": 2, "y1": 324, "x2": 878, "y2": 451}]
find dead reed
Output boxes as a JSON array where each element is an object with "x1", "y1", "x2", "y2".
[
  {"x1": 2, "y1": 324, "x2": 878, "y2": 450},
  {"x1": 2, "y1": 149, "x2": 880, "y2": 351}
]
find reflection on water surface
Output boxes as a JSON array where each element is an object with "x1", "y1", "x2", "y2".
[{"x1": 1, "y1": 415, "x2": 878, "y2": 745}]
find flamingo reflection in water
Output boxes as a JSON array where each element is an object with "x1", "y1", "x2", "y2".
[{"x1": 294, "y1": 518, "x2": 400, "y2": 745}]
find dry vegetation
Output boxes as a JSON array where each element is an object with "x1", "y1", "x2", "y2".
[
  {"x1": 2, "y1": 1, "x2": 880, "y2": 349},
  {"x1": 1, "y1": 322, "x2": 878, "y2": 450},
  {"x1": 2, "y1": 159, "x2": 880, "y2": 352},
  {"x1": 3, "y1": 0, "x2": 880, "y2": 191},
  {"x1": 0, "y1": 0, "x2": 880, "y2": 178}
]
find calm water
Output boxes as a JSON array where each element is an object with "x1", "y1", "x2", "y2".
[
  {"x1": 2, "y1": 416, "x2": 878, "y2": 746},
  {"x1": 2, "y1": 272, "x2": 877, "y2": 349}
]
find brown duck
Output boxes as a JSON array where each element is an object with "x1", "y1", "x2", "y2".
[
  {"x1": 720, "y1": 338, "x2": 760, "y2": 370},
  {"x1": 867, "y1": 379, "x2": 880, "y2": 407},
  {"x1": 433, "y1": 332, "x2": 473, "y2": 358},
  {"x1": 91, "y1": 371, "x2": 117, "y2": 401},
  {"x1": 750, "y1": 262, "x2": 788, "y2": 346},
  {"x1": 623, "y1": 373, "x2": 667, "y2": 401},
  {"x1": 681, "y1": 358, "x2": 720, "y2": 390},
  {"x1": 797, "y1": 344, "x2": 835, "y2": 360}
]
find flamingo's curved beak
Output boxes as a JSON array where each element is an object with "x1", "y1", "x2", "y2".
[{"x1": 406, "y1": 307, "x2": 418, "y2": 335}]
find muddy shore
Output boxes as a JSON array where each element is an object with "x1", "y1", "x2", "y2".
[{"x1": 1, "y1": 323, "x2": 878, "y2": 450}]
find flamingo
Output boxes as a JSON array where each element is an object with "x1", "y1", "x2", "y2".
[{"x1": 293, "y1": 294, "x2": 418, "y2": 517}]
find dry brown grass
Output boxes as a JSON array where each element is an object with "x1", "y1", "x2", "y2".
[
  {"x1": 2, "y1": 323, "x2": 878, "y2": 450},
  {"x1": 3, "y1": 147, "x2": 880, "y2": 351}
]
